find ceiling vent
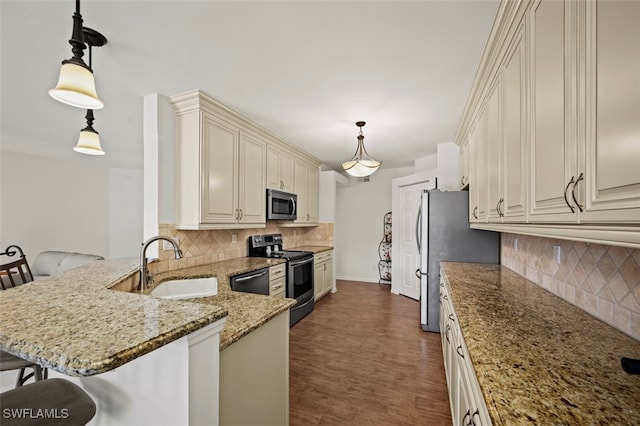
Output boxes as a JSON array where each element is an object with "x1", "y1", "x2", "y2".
[{"x1": 357, "y1": 176, "x2": 371, "y2": 183}]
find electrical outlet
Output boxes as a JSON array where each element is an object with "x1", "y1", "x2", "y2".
[
  {"x1": 553, "y1": 246, "x2": 561, "y2": 264},
  {"x1": 231, "y1": 233, "x2": 237, "y2": 244},
  {"x1": 514, "y1": 238, "x2": 519, "y2": 251}
]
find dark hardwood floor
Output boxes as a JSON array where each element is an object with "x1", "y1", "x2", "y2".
[{"x1": 289, "y1": 280, "x2": 452, "y2": 426}]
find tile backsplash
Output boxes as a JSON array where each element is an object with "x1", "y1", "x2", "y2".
[
  {"x1": 150, "y1": 222, "x2": 334, "y2": 274},
  {"x1": 501, "y1": 233, "x2": 640, "y2": 341}
]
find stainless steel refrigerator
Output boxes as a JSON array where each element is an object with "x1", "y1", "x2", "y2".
[{"x1": 417, "y1": 190, "x2": 500, "y2": 332}]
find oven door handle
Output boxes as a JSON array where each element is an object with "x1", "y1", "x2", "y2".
[
  {"x1": 234, "y1": 270, "x2": 267, "y2": 282},
  {"x1": 289, "y1": 257, "x2": 313, "y2": 267}
]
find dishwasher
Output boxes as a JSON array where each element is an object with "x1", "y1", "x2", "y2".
[{"x1": 229, "y1": 267, "x2": 270, "y2": 295}]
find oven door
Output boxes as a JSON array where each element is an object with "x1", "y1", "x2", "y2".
[{"x1": 287, "y1": 256, "x2": 313, "y2": 299}]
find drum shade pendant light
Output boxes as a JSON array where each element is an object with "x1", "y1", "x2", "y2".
[
  {"x1": 49, "y1": 0, "x2": 104, "y2": 109},
  {"x1": 341, "y1": 121, "x2": 382, "y2": 177},
  {"x1": 74, "y1": 28, "x2": 107, "y2": 155}
]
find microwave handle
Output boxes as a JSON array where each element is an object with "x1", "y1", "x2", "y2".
[{"x1": 289, "y1": 197, "x2": 296, "y2": 216}]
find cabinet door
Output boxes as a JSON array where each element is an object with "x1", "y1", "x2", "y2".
[
  {"x1": 468, "y1": 125, "x2": 480, "y2": 222},
  {"x1": 294, "y1": 159, "x2": 308, "y2": 223},
  {"x1": 306, "y1": 164, "x2": 319, "y2": 223},
  {"x1": 502, "y1": 20, "x2": 527, "y2": 222},
  {"x1": 475, "y1": 109, "x2": 489, "y2": 222},
  {"x1": 324, "y1": 256, "x2": 333, "y2": 294},
  {"x1": 486, "y1": 77, "x2": 502, "y2": 222},
  {"x1": 579, "y1": 0, "x2": 640, "y2": 223},
  {"x1": 238, "y1": 132, "x2": 266, "y2": 224},
  {"x1": 529, "y1": 0, "x2": 579, "y2": 222},
  {"x1": 201, "y1": 112, "x2": 239, "y2": 224},
  {"x1": 459, "y1": 141, "x2": 469, "y2": 189},
  {"x1": 313, "y1": 261, "x2": 324, "y2": 300},
  {"x1": 266, "y1": 147, "x2": 281, "y2": 190},
  {"x1": 279, "y1": 151, "x2": 294, "y2": 193}
]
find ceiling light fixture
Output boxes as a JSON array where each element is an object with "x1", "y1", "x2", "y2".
[
  {"x1": 49, "y1": 0, "x2": 104, "y2": 109},
  {"x1": 74, "y1": 28, "x2": 107, "y2": 156},
  {"x1": 341, "y1": 121, "x2": 382, "y2": 177}
]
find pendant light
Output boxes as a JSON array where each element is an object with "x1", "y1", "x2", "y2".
[
  {"x1": 49, "y1": 0, "x2": 104, "y2": 109},
  {"x1": 74, "y1": 28, "x2": 107, "y2": 155},
  {"x1": 341, "y1": 121, "x2": 382, "y2": 177}
]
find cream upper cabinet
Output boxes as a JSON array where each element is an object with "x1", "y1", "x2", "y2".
[
  {"x1": 500, "y1": 19, "x2": 527, "y2": 223},
  {"x1": 455, "y1": 0, "x2": 638, "y2": 247},
  {"x1": 266, "y1": 146, "x2": 294, "y2": 192},
  {"x1": 171, "y1": 90, "x2": 321, "y2": 230},
  {"x1": 577, "y1": 0, "x2": 640, "y2": 223},
  {"x1": 238, "y1": 131, "x2": 267, "y2": 224},
  {"x1": 459, "y1": 140, "x2": 469, "y2": 189},
  {"x1": 200, "y1": 112, "x2": 241, "y2": 225},
  {"x1": 529, "y1": 0, "x2": 579, "y2": 223},
  {"x1": 486, "y1": 76, "x2": 502, "y2": 222},
  {"x1": 292, "y1": 159, "x2": 319, "y2": 225}
]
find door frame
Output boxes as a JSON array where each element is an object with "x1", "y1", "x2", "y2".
[{"x1": 391, "y1": 170, "x2": 438, "y2": 296}]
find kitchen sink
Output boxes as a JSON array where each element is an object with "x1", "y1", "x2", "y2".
[{"x1": 151, "y1": 277, "x2": 218, "y2": 300}]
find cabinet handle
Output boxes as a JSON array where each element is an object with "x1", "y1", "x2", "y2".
[
  {"x1": 239, "y1": 209, "x2": 243, "y2": 220},
  {"x1": 443, "y1": 294, "x2": 448, "y2": 301},
  {"x1": 462, "y1": 409, "x2": 471, "y2": 426},
  {"x1": 456, "y1": 345, "x2": 465, "y2": 359},
  {"x1": 563, "y1": 176, "x2": 576, "y2": 213},
  {"x1": 571, "y1": 173, "x2": 584, "y2": 213},
  {"x1": 461, "y1": 176, "x2": 465, "y2": 186},
  {"x1": 470, "y1": 409, "x2": 480, "y2": 425},
  {"x1": 280, "y1": 180, "x2": 284, "y2": 189},
  {"x1": 472, "y1": 206, "x2": 478, "y2": 219},
  {"x1": 235, "y1": 208, "x2": 240, "y2": 220},
  {"x1": 449, "y1": 313, "x2": 455, "y2": 322},
  {"x1": 499, "y1": 198, "x2": 504, "y2": 217},
  {"x1": 272, "y1": 283, "x2": 283, "y2": 290},
  {"x1": 495, "y1": 199, "x2": 502, "y2": 217},
  {"x1": 445, "y1": 325, "x2": 451, "y2": 344}
]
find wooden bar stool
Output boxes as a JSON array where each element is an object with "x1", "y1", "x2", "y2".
[{"x1": 0, "y1": 378, "x2": 96, "y2": 425}]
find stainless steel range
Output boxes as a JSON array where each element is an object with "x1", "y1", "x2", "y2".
[{"x1": 248, "y1": 234, "x2": 314, "y2": 326}]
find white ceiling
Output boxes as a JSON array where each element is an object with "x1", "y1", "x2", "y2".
[{"x1": 0, "y1": 0, "x2": 498, "y2": 172}]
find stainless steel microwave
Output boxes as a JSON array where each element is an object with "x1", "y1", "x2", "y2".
[{"x1": 266, "y1": 189, "x2": 297, "y2": 220}]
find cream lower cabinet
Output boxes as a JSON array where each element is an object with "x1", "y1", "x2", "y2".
[
  {"x1": 440, "y1": 277, "x2": 492, "y2": 426},
  {"x1": 171, "y1": 91, "x2": 266, "y2": 230},
  {"x1": 313, "y1": 250, "x2": 334, "y2": 301},
  {"x1": 269, "y1": 264, "x2": 286, "y2": 299}
]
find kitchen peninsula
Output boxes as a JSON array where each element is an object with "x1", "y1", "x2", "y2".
[{"x1": 0, "y1": 257, "x2": 295, "y2": 425}]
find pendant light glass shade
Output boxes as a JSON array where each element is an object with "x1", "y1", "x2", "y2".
[
  {"x1": 49, "y1": 0, "x2": 104, "y2": 110},
  {"x1": 49, "y1": 62, "x2": 103, "y2": 109},
  {"x1": 342, "y1": 121, "x2": 382, "y2": 177},
  {"x1": 74, "y1": 127, "x2": 104, "y2": 155}
]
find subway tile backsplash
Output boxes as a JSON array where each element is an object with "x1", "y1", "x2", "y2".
[
  {"x1": 501, "y1": 233, "x2": 640, "y2": 341},
  {"x1": 150, "y1": 223, "x2": 333, "y2": 274}
]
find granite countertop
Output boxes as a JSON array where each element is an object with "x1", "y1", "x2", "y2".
[
  {"x1": 0, "y1": 256, "x2": 295, "y2": 376},
  {"x1": 146, "y1": 257, "x2": 295, "y2": 350},
  {"x1": 290, "y1": 245, "x2": 333, "y2": 254},
  {"x1": 440, "y1": 262, "x2": 640, "y2": 425},
  {"x1": 0, "y1": 258, "x2": 227, "y2": 377}
]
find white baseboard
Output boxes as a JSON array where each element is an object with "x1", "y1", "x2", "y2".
[{"x1": 335, "y1": 276, "x2": 380, "y2": 284}]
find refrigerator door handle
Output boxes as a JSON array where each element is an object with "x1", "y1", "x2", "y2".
[
  {"x1": 415, "y1": 200, "x2": 423, "y2": 253},
  {"x1": 415, "y1": 268, "x2": 421, "y2": 279}
]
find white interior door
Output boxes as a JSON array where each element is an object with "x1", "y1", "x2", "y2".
[{"x1": 398, "y1": 180, "x2": 435, "y2": 300}]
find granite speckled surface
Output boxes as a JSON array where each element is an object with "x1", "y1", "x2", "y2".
[
  {"x1": 290, "y1": 245, "x2": 333, "y2": 254},
  {"x1": 0, "y1": 258, "x2": 227, "y2": 377},
  {"x1": 146, "y1": 256, "x2": 295, "y2": 350},
  {"x1": 0, "y1": 256, "x2": 295, "y2": 376},
  {"x1": 440, "y1": 262, "x2": 640, "y2": 425}
]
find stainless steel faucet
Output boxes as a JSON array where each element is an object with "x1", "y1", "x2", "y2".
[{"x1": 139, "y1": 236, "x2": 183, "y2": 290}]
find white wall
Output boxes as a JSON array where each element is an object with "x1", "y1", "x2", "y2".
[
  {"x1": 335, "y1": 166, "x2": 413, "y2": 282},
  {"x1": 0, "y1": 150, "x2": 143, "y2": 260}
]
